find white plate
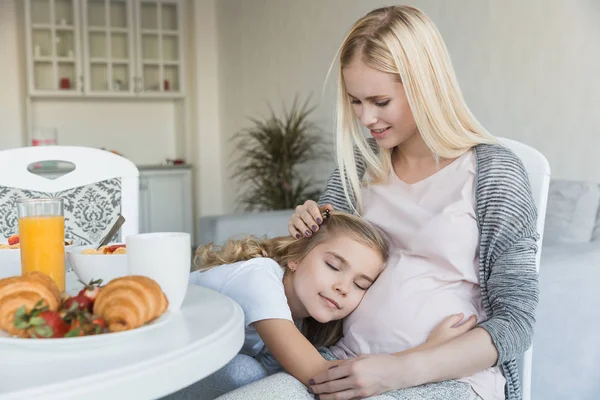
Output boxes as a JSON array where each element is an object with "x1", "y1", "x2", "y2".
[{"x1": 0, "y1": 311, "x2": 172, "y2": 349}]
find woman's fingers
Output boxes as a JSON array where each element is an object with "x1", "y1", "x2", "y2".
[
  {"x1": 440, "y1": 313, "x2": 464, "y2": 328},
  {"x1": 310, "y1": 361, "x2": 351, "y2": 385},
  {"x1": 456, "y1": 315, "x2": 478, "y2": 333},
  {"x1": 291, "y1": 210, "x2": 312, "y2": 238},
  {"x1": 287, "y1": 219, "x2": 303, "y2": 239},
  {"x1": 289, "y1": 201, "x2": 335, "y2": 239}
]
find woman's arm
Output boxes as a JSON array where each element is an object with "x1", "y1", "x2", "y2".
[{"x1": 254, "y1": 319, "x2": 341, "y2": 385}]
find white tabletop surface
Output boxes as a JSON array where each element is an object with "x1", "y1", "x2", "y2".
[{"x1": 0, "y1": 282, "x2": 245, "y2": 400}]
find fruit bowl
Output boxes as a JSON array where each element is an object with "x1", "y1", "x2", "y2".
[{"x1": 67, "y1": 245, "x2": 129, "y2": 284}]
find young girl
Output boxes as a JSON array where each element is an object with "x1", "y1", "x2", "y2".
[{"x1": 185, "y1": 211, "x2": 476, "y2": 399}]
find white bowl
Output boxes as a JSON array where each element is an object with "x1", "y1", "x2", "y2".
[
  {"x1": 67, "y1": 244, "x2": 129, "y2": 285},
  {"x1": 0, "y1": 248, "x2": 22, "y2": 279},
  {"x1": 0, "y1": 244, "x2": 79, "y2": 280}
]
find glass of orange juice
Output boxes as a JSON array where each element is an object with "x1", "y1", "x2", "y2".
[{"x1": 17, "y1": 198, "x2": 65, "y2": 292}]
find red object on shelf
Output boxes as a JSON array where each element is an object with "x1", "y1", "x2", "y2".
[
  {"x1": 164, "y1": 79, "x2": 170, "y2": 91},
  {"x1": 59, "y1": 78, "x2": 71, "y2": 89}
]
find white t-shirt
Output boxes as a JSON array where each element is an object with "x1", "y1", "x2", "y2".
[{"x1": 189, "y1": 257, "x2": 293, "y2": 359}]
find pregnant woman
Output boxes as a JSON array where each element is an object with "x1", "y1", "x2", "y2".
[{"x1": 220, "y1": 5, "x2": 539, "y2": 400}]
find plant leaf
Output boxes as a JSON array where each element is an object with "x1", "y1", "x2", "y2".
[{"x1": 230, "y1": 95, "x2": 329, "y2": 211}]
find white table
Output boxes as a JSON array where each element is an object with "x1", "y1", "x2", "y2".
[{"x1": 0, "y1": 284, "x2": 245, "y2": 400}]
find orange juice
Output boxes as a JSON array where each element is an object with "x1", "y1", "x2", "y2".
[{"x1": 18, "y1": 215, "x2": 65, "y2": 292}]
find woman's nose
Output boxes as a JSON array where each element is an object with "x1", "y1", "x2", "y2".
[{"x1": 359, "y1": 105, "x2": 378, "y2": 127}]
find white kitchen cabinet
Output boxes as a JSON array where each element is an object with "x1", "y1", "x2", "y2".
[
  {"x1": 24, "y1": 0, "x2": 185, "y2": 98},
  {"x1": 24, "y1": 0, "x2": 83, "y2": 96},
  {"x1": 138, "y1": 167, "x2": 193, "y2": 242}
]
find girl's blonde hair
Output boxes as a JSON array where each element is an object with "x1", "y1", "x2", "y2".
[
  {"x1": 333, "y1": 6, "x2": 496, "y2": 211},
  {"x1": 194, "y1": 211, "x2": 389, "y2": 347}
]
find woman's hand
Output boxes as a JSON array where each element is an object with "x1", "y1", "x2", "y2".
[
  {"x1": 308, "y1": 354, "x2": 417, "y2": 399},
  {"x1": 288, "y1": 200, "x2": 333, "y2": 239},
  {"x1": 426, "y1": 313, "x2": 477, "y2": 347}
]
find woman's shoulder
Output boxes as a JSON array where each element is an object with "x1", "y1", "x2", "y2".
[
  {"x1": 473, "y1": 143, "x2": 537, "y2": 216},
  {"x1": 473, "y1": 143, "x2": 530, "y2": 181}
]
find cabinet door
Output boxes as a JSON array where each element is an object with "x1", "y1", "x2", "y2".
[
  {"x1": 81, "y1": 0, "x2": 136, "y2": 96},
  {"x1": 25, "y1": 0, "x2": 83, "y2": 96},
  {"x1": 135, "y1": 0, "x2": 185, "y2": 98},
  {"x1": 141, "y1": 171, "x2": 193, "y2": 238}
]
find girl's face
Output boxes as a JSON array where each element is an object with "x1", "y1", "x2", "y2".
[
  {"x1": 288, "y1": 234, "x2": 384, "y2": 323},
  {"x1": 343, "y1": 58, "x2": 417, "y2": 149}
]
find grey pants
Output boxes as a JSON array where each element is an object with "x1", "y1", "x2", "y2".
[
  {"x1": 163, "y1": 354, "x2": 270, "y2": 400},
  {"x1": 216, "y1": 372, "x2": 483, "y2": 400},
  {"x1": 215, "y1": 348, "x2": 482, "y2": 400}
]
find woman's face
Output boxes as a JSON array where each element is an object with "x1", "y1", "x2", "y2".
[
  {"x1": 289, "y1": 234, "x2": 384, "y2": 323},
  {"x1": 343, "y1": 58, "x2": 418, "y2": 149}
]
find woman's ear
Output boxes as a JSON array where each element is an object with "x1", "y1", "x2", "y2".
[{"x1": 288, "y1": 261, "x2": 298, "y2": 271}]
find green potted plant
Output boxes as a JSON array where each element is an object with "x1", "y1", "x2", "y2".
[{"x1": 231, "y1": 97, "x2": 329, "y2": 212}]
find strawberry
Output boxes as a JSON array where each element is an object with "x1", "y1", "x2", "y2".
[
  {"x1": 77, "y1": 278, "x2": 103, "y2": 302},
  {"x1": 90, "y1": 317, "x2": 106, "y2": 335},
  {"x1": 13, "y1": 301, "x2": 69, "y2": 338},
  {"x1": 65, "y1": 318, "x2": 85, "y2": 337},
  {"x1": 7, "y1": 234, "x2": 19, "y2": 246},
  {"x1": 63, "y1": 295, "x2": 93, "y2": 313}
]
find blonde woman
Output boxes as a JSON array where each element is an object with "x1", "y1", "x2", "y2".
[{"x1": 220, "y1": 5, "x2": 539, "y2": 400}]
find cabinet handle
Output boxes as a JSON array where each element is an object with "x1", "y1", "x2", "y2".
[{"x1": 79, "y1": 75, "x2": 84, "y2": 93}]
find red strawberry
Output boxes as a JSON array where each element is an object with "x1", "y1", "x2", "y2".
[
  {"x1": 13, "y1": 302, "x2": 69, "y2": 338},
  {"x1": 65, "y1": 318, "x2": 85, "y2": 337},
  {"x1": 90, "y1": 317, "x2": 106, "y2": 335},
  {"x1": 63, "y1": 295, "x2": 93, "y2": 313},
  {"x1": 77, "y1": 279, "x2": 103, "y2": 302},
  {"x1": 7, "y1": 234, "x2": 19, "y2": 245}
]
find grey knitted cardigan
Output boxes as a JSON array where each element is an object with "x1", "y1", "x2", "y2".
[{"x1": 318, "y1": 142, "x2": 540, "y2": 400}]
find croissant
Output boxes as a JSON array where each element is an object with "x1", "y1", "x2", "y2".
[
  {"x1": 93, "y1": 275, "x2": 168, "y2": 332},
  {"x1": 0, "y1": 272, "x2": 61, "y2": 337}
]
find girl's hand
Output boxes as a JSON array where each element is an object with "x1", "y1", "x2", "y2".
[
  {"x1": 426, "y1": 313, "x2": 477, "y2": 347},
  {"x1": 308, "y1": 354, "x2": 415, "y2": 399},
  {"x1": 288, "y1": 200, "x2": 333, "y2": 239}
]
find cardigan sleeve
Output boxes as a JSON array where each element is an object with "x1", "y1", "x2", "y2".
[
  {"x1": 318, "y1": 138, "x2": 376, "y2": 212},
  {"x1": 476, "y1": 145, "x2": 541, "y2": 365},
  {"x1": 317, "y1": 167, "x2": 354, "y2": 213}
]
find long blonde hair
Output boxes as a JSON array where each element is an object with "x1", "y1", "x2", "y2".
[
  {"x1": 194, "y1": 211, "x2": 389, "y2": 347},
  {"x1": 333, "y1": 6, "x2": 496, "y2": 211}
]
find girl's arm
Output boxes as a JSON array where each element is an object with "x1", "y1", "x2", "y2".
[
  {"x1": 254, "y1": 319, "x2": 341, "y2": 385},
  {"x1": 256, "y1": 313, "x2": 478, "y2": 386}
]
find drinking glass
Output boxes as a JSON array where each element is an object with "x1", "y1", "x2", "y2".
[{"x1": 17, "y1": 198, "x2": 66, "y2": 292}]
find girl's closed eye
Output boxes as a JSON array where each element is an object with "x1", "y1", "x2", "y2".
[
  {"x1": 375, "y1": 100, "x2": 390, "y2": 107},
  {"x1": 354, "y1": 282, "x2": 368, "y2": 291},
  {"x1": 326, "y1": 262, "x2": 339, "y2": 272}
]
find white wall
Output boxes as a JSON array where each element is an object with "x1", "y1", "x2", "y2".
[
  {"x1": 0, "y1": 0, "x2": 26, "y2": 149},
  {"x1": 30, "y1": 100, "x2": 178, "y2": 164},
  {"x1": 215, "y1": 0, "x2": 600, "y2": 213}
]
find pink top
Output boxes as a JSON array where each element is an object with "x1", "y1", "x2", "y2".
[{"x1": 330, "y1": 150, "x2": 506, "y2": 400}]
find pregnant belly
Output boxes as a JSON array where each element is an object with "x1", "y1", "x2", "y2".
[{"x1": 333, "y1": 267, "x2": 485, "y2": 357}]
